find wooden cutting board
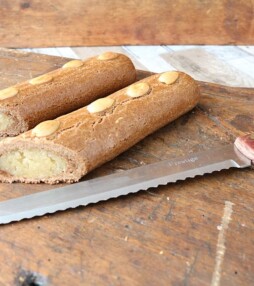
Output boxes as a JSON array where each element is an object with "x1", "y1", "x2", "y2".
[
  {"x1": 0, "y1": 0, "x2": 254, "y2": 46},
  {"x1": 0, "y1": 48, "x2": 253, "y2": 286}
]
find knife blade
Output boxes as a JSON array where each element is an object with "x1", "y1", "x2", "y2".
[{"x1": 0, "y1": 134, "x2": 253, "y2": 225}]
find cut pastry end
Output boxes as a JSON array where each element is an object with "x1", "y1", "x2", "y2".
[
  {"x1": 0, "y1": 148, "x2": 66, "y2": 179},
  {"x1": 0, "y1": 111, "x2": 27, "y2": 136},
  {"x1": 0, "y1": 112, "x2": 15, "y2": 132},
  {"x1": 0, "y1": 148, "x2": 82, "y2": 184}
]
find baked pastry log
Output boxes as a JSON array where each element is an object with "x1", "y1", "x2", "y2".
[
  {"x1": 0, "y1": 52, "x2": 136, "y2": 136},
  {"x1": 0, "y1": 71, "x2": 200, "y2": 184}
]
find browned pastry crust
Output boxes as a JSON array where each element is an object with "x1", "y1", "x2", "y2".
[
  {"x1": 0, "y1": 52, "x2": 136, "y2": 136},
  {"x1": 0, "y1": 71, "x2": 200, "y2": 184}
]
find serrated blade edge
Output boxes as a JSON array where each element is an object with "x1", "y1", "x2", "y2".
[{"x1": 0, "y1": 144, "x2": 251, "y2": 224}]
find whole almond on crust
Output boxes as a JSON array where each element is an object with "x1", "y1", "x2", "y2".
[
  {"x1": 32, "y1": 120, "x2": 60, "y2": 137},
  {"x1": 97, "y1": 52, "x2": 119, "y2": 61},
  {"x1": 62, "y1": 60, "x2": 84, "y2": 69},
  {"x1": 159, "y1": 71, "x2": 179, "y2": 85},
  {"x1": 126, "y1": 82, "x2": 151, "y2": 98},
  {"x1": 29, "y1": 74, "x2": 53, "y2": 85},
  {"x1": 0, "y1": 87, "x2": 18, "y2": 100},
  {"x1": 87, "y1": 98, "x2": 115, "y2": 113}
]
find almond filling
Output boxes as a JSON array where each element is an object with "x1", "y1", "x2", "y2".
[
  {"x1": 0, "y1": 112, "x2": 14, "y2": 131},
  {"x1": 0, "y1": 149, "x2": 67, "y2": 179}
]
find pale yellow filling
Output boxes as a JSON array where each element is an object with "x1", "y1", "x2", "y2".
[
  {"x1": 0, "y1": 112, "x2": 14, "y2": 131},
  {"x1": 0, "y1": 149, "x2": 67, "y2": 179}
]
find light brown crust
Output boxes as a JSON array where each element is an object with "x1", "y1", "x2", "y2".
[
  {"x1": 0, "y1": 72, "x2": 200, "y2": 184},
  {"x1": 0, "y1": 52, "x2": 136, "y2": 136}
]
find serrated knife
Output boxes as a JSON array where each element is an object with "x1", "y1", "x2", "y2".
[{"x1": 0, "y1": 133, "x2": 253, "y2": 225}]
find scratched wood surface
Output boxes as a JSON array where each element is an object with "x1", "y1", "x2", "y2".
[
  {"x1": 1, "y1": 0, "x2": 254, "y2": 47},
  {"x1": 0, "y1": 49, "x2": 253, "y2": 286}
]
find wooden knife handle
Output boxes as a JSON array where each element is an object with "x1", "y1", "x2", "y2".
[{"x1": 235, "y1": 133, "x2": 254, "y2": 164}]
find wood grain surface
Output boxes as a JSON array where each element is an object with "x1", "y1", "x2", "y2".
[
  {"x1": 1, "y1": 0, "x2": 254, "y2": 47},
  {"x1": 0, "y1": 49, "x2": 253, "y2": 286}
]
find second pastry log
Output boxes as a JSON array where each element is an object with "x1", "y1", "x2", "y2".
[{"x1": 0, "y1": 52, "x2": 136, "y2": 136}]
